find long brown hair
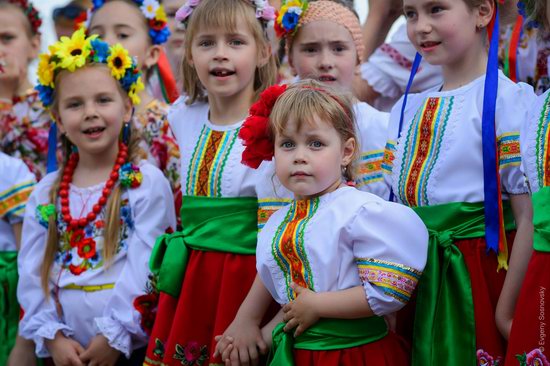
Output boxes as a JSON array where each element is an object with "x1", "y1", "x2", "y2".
[
  {"x1": 181, "y1": 0, "x2": 277, "y2": 105},
  {"x1": 41, "y1": 66, "x2": 143, "y2": 295}
]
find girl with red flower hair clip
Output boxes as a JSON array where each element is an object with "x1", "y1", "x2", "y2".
[
  {"x1": 214, "y1": 80, "x2": 428, "y2": 365},
  {"x1": 143, "y1": 0, "x2": 293, "y2": 365}
]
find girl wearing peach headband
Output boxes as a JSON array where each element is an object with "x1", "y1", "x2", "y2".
[{"x1": 276, "y1": 0, "x2": 392, "y2": 200}]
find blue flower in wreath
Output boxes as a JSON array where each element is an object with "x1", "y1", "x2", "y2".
[
  {"x1": 35, "y1": 84, "x2": 54, "y2": 108},
  {"x1": 91, "y1": 39, "x2": 110, "y2": 63},
  {"x1": 92, "y1": 0, "x2": 105, "y2": 10},
  {"x1": 150, "y1": 27, "x2": 171, "y2": 46},
  {"x1": 282, "y1": 11, "x2": 300, "y2": 31}
]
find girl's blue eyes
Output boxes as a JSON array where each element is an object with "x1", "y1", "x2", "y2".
[{"x1": 279, "y1": 141, "x2": 324, "y2": 148}]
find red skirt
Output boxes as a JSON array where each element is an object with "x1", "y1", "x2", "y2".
[
  {"x1": 144, "y1": 250, "x2": 258, "y2": 366},
  {"x1": 293, "y1": 331, "x2": 409, "y2": 365},
  {"x1": 504, "y1": 251, "x2": 550, "y2": 365}
]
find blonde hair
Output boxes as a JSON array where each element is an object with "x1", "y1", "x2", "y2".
[
  {"x1": 181, "y1": 0, "x2": 277, "y2": 105},
  {"x1": 269, "y1": 79, "x2": 359, "y2": 181},
  {"x1": 41, "y1": 65, "x2": 143, "y2": 296},
  {"x1": 522, "y1": 0, "x2": 549, "y2": 31}
]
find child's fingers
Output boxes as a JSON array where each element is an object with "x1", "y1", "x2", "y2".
[
  {"x1": 238, "y1": 347, "x2": 251, "y2": 366},
  {"x1": 283, "y1": 318, "x2": 298, "y2": 333},
  {"x1": 247, "y1": 344, "x2": 259, "y2": 366},
  {"x1": 73, "y1": 341, "x2": 85, "y2": 355},
  {"x1": 256, "y1": 337, "x2": 268, "y2": 355},
  {"x1": 294, "y1": 324, "x2": 305, "y2": 338},
  {"x1": 221, "y1": 343, "x2": 233, "y2": 363}
]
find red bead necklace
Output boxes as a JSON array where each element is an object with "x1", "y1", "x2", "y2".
[{"x1": 59, "y1": 142, "x2": 128, "y2": 230}]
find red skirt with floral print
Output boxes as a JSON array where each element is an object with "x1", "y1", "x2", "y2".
[
  {"x1": 144, "y1": 250, "x2": 261, "y2": 366},
  {"x1": 504, "y1": 251, "x2": 550, "y2": 366}
]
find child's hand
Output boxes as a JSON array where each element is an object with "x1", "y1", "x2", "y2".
[
  {"x1": 7, "y1": 336, "x2": 37, "y2": 366},
  {"x1": 213, "y1": 315, "x2": 267, "y2": 366},
  {"x1": 282, "y1": 283, "x2": 320, "y2": 337},
  {"x1": 44, "y1": 331, "x2": 85, "y2": 366},
  {"x1": 79, "y1": 334, "x2": 122, "y2": 366}
]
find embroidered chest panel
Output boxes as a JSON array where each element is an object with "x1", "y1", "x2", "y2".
[
  {"x1": 356, "y1": 149, "x2": 385, "y2": 188},
  {"x1": 271, "y1": 199, "x2": 318, "y2": 302},
  {"x1": 397, "y1": 96, "x2": 453, "y2": 206},
  {"x1": 185, "y1": 125, "x2": 239, "y2": 197},
  {"x1": 37, "y1": 199, "x2": 133, "y2": 276},
  {"x1": 535, "y1": 92, "x2": 550, "y2": 188}
]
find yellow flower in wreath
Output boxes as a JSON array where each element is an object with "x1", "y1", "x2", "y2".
[
  {"x1": 55, "y1": 28, "x2": 93, "y2": 72},
  {"x1": 37, "y1": 53, "x2": 55, "y2": 87},
  {"x1": 107, "y1": 44, "x2": 133, "y2": 80},
  {"x1": 128, "y1": 77, "x2": 145, "y2": 105}
]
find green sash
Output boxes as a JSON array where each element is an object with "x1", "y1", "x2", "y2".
[
  {"x1": 532, "y1": 187, "x2": 550, "y2": 253},
  {"x1": 412, "y1": 201, "x2": 515, "y2": 366},
  {"x1": 149, "y1": 196, "x2": 258, "y2": 297},
  {"x1": 269, "y1": 317, "x2": 388, "y2": 366},
  {"x1": 0, "y1": 251, "x2": 19, "y2": 366}
]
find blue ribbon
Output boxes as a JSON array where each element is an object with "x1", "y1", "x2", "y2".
[
  {"x1": 46, "y1": 123, "x2": 58, "y2": 173},
  {"x1": 481, "y1": 8, "x2": 501, "y2": 254}
]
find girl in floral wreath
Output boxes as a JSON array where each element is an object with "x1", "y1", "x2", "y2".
[
  {"x1": 143, "y1": 0, "x2": 293, "y2": 365},
  {"x1": 214, "y1": 80, "x2": 428, "y2": 365},
  {"x1": 0, "y1": 0, "x2": 51, "y2": 181},
  {"x1": 503, "y1": 2, "x2": 550, "y2": 364},
  {"x1": 86, "y1": 0, "x2": 183, "y2": 220},
  {"x1": 384, "y1": 0, "x2": 535, "y2": 364},
  {"x1": 274, "y1": 0, "x2": 391, "y2": 199},
  {"x1": 17, "y1": 30, "x2": 176, "y2": 366}
]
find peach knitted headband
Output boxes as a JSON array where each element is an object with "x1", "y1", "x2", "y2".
[{"x1": 276, "y1": 0, "x2": 364, "y2": 63}]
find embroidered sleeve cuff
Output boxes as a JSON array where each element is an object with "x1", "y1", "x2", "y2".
[
  {"x1": 356, "y1": 257, "x2": 422, "y2": 314},
  {"x1": 95, "y1": 317, "x2": 132, "y2": 358},
  {"x1": 34, "y1": 322, "x2": 74, "y2": 358}
]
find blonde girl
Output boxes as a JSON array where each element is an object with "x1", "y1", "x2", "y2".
[
  {"x1": 143, "y1": 0, "x2": 291, "y2": 365},
  {"x1": 215, "y1": 80, "x2": 428, "y2": 365},
  {"x1": 17, "y1": 31, "x2": 176, "y2": 366}
]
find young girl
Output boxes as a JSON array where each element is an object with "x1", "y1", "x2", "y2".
[
  {"x1": 385, "y1": 0, "x2": 534, "y2": 364},
  {"x1": 0, "y1": 0, "x2": 50, "y2": 181},
  {"x1": 215, "y1": 80, "x2": 428, "y2": 365},
  {"x1": 275, "y1": 0, "x2": 390, "y2": 199},
  {"x1": 0, "y1": 152, "x2": 35, "y2": 365},
  {"x1": 87, "y1": 0, "x2": 182, "y2": 213},
  {"x1": 17, "y1": 32, "x2": 176, "y2": 365},
  {"x1": 503, "y1": 2, "x2": 550, "y2": 364},
  {"x1": 142, "y1": 0, "x2": 291, "y2": 365}
]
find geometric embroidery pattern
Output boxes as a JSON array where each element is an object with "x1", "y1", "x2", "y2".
[
  {"x1": 497, "y1": 132, "x2": 521, "y2": 170},
  {"x1": 0, "y1": 180, "x2": 34, "y2": 219},
  {"x1": 257, "y1": 198, "x2": 291, "y2": 231},
  {"x1": 271, "y1": 199, "x2": 318, "y2": 301},
  {"x1": 398, "y1": 96, "x2": 453, "y2": 206},
  {"x1": 382, "y1": 140, "x2": 396, "y2": 175},
  {"x1": 356, "y1": 257, "x2": 422, "y2": 304},
  {"x1": 185, "y1": 125, "x2": 239, "y2": 197},
  {"x1": 536, "y1": 91, "x2": 550, "y2": 187},
  {"x1": 356, "y1": 149, "x2": 384, "y2": 188}
]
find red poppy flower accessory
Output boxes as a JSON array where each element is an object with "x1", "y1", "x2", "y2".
[{"x1": 239, "y1": 84, "x2": 287, "y2": 169}]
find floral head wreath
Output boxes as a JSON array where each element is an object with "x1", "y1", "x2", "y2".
[
  {"x1": 175, "y1": 0, "x2": 276, "y2": 29},
  {"x1": 274, "y1": 0, "x2": 307, "y2": 38},
  {"x1": 85, "y1": 0, "x2": 170, "y2": 45},
  {"x1": 36, "y1": 28, "x2": 144, "y2": 108},
  {"x1": 6, "y1": 0, "x2": 42, "y2": 35}
]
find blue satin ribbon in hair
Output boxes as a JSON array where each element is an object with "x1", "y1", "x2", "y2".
[{"x1": 46, "y1": 123, "x2": 58, "y2": 173}]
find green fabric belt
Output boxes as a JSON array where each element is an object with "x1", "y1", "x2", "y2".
[
  {"x1": 532, "y1": 187, "x2": 550, "y2": 253},
  {"x1": 269, "y1": 316, "x2": 388, "y2": 366},
  {"x1": 411, "y1": 201, "x2": 515, "y2": 366},
  {"x1": 0, "y1": 251, "x2": 19, "y2": 366},
  {"x1": 149, "y1": 196, "x2": 258, "y2": 297}
]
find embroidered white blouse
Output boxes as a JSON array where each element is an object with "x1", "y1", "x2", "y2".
[
  {"x1": 256, "y1": 186, "x2": 428, "y2": 316},
  {"x1": 168, "y1": 97, "x2": 292, "y2": 229},
  {"x1": 354, "y1": 102, "x2": 390, "y2": 199},
  {"x1": 360, "y1": 24, "x2": 444, "y2": 112},
  {"x1": 383, "y1": 71, "x2": 534, "y2": 207},
  {"x1": 17, "y1": 161, "x2": 176, "y2": 358},
  {"x1": 521, "y1": 89, "x2": 550, "y2": 193},
  {"x1": 0, "y1": 152, "x2": 35, "y2": 251}
]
